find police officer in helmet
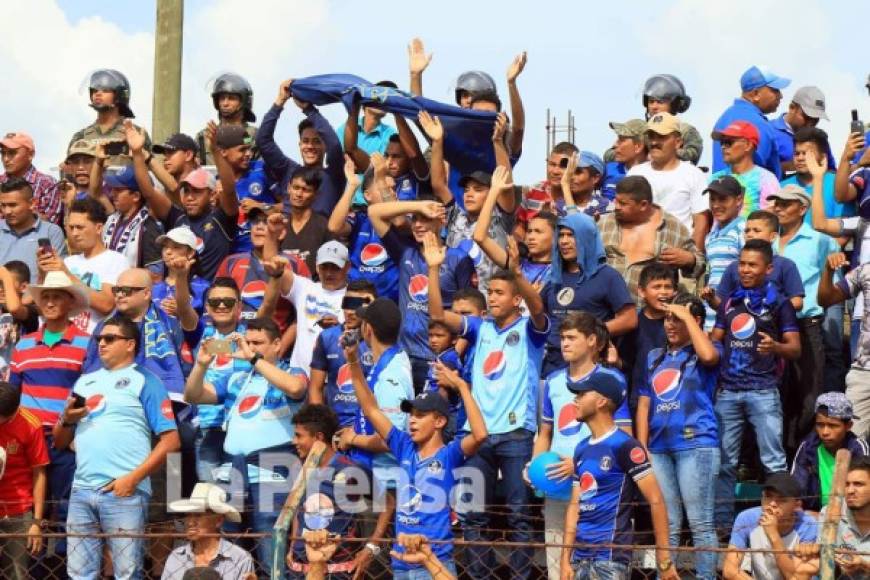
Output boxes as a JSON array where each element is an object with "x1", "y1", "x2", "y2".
[{"x1": 197, "y1": 72, "x2": 259, "y2": 165}]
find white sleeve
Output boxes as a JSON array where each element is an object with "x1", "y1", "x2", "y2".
[
  {"x1": 282, "y1": 272, "x2": 315, "y2": 304},
  {"x1": 690, "y1": 165, "x2": 709, "y2": 215},
  {"x1": 102, "y1": 253, "x2": 129, "y2": 286}
]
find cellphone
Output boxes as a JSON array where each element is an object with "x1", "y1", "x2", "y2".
[
  {"x1": 340, "y1": 329, "x2": 360, "y2": 349},
  {"x1": 852, "y1": 109, "x2": 865, "y2": 136},
  {"x1": 72, "y1": 393, "x2": 86, "y2": 408},
  {"x1": 104, "y1": 141, "x2": 128, "y2": 156},
  {"x1": 207, "y1": 339, "x2": 232, "y2": 355},
  {"x1": 37, "y1": 237, "x2": 53, "y2": 254}
]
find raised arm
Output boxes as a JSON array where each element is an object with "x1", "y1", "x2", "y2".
[
  {"x1": 835, "y1": 132, "x2": 864, "y2": 203},
  {"x1": 126, "y1": 129, "x2": 172, "y2": 221},
  {"x1": 168, "y1": 256, "x2": 200, "y2": 332},
  {"x1": 665, "y1": 303, "x2": 719, "y2": 365},
  {"x1": 506, "y1": 237, "x2": 547, "y2": 329},
  {"x1": 343, "y1": 339, "x2": 393, "y2": 440},
  {"x1": 394, "y1": 114, "x2": 430, "y2": 179},
  {"x1": 327, "y1": 156, "x2": 361, "y2": 238},
  {"x1": 208, "y1": 121, "x2": 240, "y2": 218},
  {"x1": 807, "y1": 154, "x2": 843, "y2": 236},
  {"x1": 423, "y1": 232, "x2": 463, "y2": 333},
  {"x1": 818, "y1": 252, "x2": 849, "y2": 307},
  {"x1": 435, "y1": 363, "x2": 487, "y2": 456},
  {"x1": 491, "y1": 114, "x2": 514, "y2": 208},
  {"x1": 86, "y1": 142, "x2": 118, "y2": 216},
  {"x1": 342, "y1": 100, "x2": 370, "y2": 171},
  {"x1": 561, "y1": 153, "x2": 578, "y2": 212},
  {"x1": 506, "y1": 51, "x2": 527, "y2": 157},
  {"x1": 408, "y1": 38, "x2": 431, "y2": 97},
  {"x1": 184, "y1": 345, "x2": 220, "y2": 404},
  {"x1": 472, "y1": 166, "x2": 512, "y2": 268},
  {"x1": 367, "y1": 199, "x2": 445, "y2": 239},
  {"x1": 417, "y1": 111, "x2": 453, "y2": 204},
  {"x1": 256, "y1": 79, "x2": 297, "y2": 180}
]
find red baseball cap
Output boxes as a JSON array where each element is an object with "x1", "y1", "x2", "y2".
[
  {"x1": 0, "y1": 132, "x2": 35, "y2": 152},
  {"x1": 712, "y1": 121, "x2": 760, "y2": 147}
]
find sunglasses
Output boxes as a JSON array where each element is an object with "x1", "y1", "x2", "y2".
[
  {"x1": 207, "y1": 297, "x2": 238, "y2": 309},
  {"x1": 97, "y1": 333, "x2": 134, "y2": 345},
  {"x1": 341, "y1": 296, "x2": 372, "y2": 310},
  {"x1": 112, "y1": 286, "x2": 146, "y2": 297}
]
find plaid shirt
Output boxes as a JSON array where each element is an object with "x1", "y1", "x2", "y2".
[
  {"x1": 0, "y1": 166, "x2": 62, "y2": 225},
  {"x1": 598, "y1": 208, "x2": 705, "y2": 303}
]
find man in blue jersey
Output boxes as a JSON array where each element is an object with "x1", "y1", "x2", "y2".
[
  {"x1": 427, "y1": 231, "x2": 548, "y2": 579},
  {"x1": 561, "y1": 371, "x2": 678, "y2": 580},
  {"x1": 309, "y1": 280, "x2": 376, "y2": 428},
  {"x1": 711, "y1": 240, "x2": 802, "y2": 530},
  {"x1": 368, "y1": 198, "x2": 474, "y2": 390},
  {"x1": 712, "y1": 65, "x2": 791, "y2": 178},
  {"x1": 53, "y1": 316, "x2": 180, "y2": 580},
  {"x1": 183, "y1": 317, "x2": 309, "y2": 574},
  {"x1": 340, "y1": 304, "x2": 488, "y2": 579}
]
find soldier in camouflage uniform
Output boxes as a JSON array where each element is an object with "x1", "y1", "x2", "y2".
[
  {"x1": 196, "y1": 73, "x2": 258, "y2": 166},
  {"x1": 69, "y1": 69, "x2": 151, "y2": 168}
]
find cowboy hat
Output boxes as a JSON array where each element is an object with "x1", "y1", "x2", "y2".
[
  {"x1": 28, "y1": 271, "x2": 90, "y2": 316},
  {"x1": 168, "y1": 483, "x2": 241, "y2": 523}
]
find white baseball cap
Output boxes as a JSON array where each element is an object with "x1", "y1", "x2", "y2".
[
  {"x1": 316, "y1": 240, "x2": 349, "y2": 268},
  {"x1": 156, "y1": 226, "x2": 198, "y2": 250}
]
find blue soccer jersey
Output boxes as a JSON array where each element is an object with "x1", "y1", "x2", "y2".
[
  {"x1": 381, "y1": 227, "x2": 474, "y2": 361},
  {"x1": 310, "y1": 324, "x2": 373, "y2": 428},
  {"x1": 72, "y1": 364, "x2": 177, "y2": 495},
  {"x1": 423, "y1": 348, "x2": 465, "y2": 431},
  {"x1": 639, "y1": 344, "x2": 721, "y2": 453},
  {"x1": 233, "y1": 159, "x2": 275, "y2": 253},
  {"x1": 571, "y1": 428, "x2": 652, "y2": 564},
  {"x1": 388, "y1": 426, "x2": 466, "y2": 571},
  {"x1": 542, "y1": 366, "x2": 631, "y2": 461},
  {"x1": 462, "y1": 314, "x2": 549, "y2": 435},
  {"x1": 714, "y1": 289, "x2": 799, "y2": 392},
  {"x1": 347, "y1": 213, "x2": 400, "y2": 302}
]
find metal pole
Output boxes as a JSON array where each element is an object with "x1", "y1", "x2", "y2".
[{"x1": 152, "y1": 0, "x2": 184, "y2": 144}]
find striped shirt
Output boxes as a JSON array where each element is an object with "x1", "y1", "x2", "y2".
[
  {"x1": 9, "y1": 325, "x2": 90, "y2": 427},
  {"x1": 0, "y1": 166, "x2": 62, "y2": 225},
  {"x1": 704, "y1": 217, "x2": 745, "y2": 328}
]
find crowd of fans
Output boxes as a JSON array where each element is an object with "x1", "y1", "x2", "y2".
[{"x1": 2, "y1": 38, "x2": 870, "y2": 580}]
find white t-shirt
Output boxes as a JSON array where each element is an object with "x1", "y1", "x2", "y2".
[
  {"x1": 65, "y1": 250, "x2": 128, "y2": 333},
  {"x1": 628, "y1": 161, "x2": 707, "y2": 230},
  {"x1": 282, "y1": 275, "x2": 346, "y2": 371}
]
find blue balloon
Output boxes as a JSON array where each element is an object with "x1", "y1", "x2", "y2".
[{"x1": 529, "y1": 451, "x2": 573, "y2": 500}]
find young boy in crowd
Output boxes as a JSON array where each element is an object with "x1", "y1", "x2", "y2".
[
  {"x1": 0, "y1": 262, "x2": 39, "y2": 379},
  {"x1": 341, "y1": 317, "x2": 488, "y2": 579},
  {"x1": 791, "y1": 392, "x2": 869, "y2": 512},
  {"x1": 424, "y1": 321, "x2": 462, "y2": 412},
  {"x1": 701, "y1": 175, "x2": 745, "y2": 329},
  {"x1": 713, "y1": 210, "x2": 805, "y2": 314}
]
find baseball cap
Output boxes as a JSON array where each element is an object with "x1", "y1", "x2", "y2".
[
  {"x1": 566, "y1": 368, "x2": 626, "y2": 407},
  {"x1": 762, "y1": 472, "x2": 802, "y2": 499},
  {"x1": 400, "y1": 391, "x2": 451, "y2": 418},
  {"x1": 711, "y1": 121, "x2": 760, "y2": 147},
  {"x1": 646, "y1": 112, "x2": 681, "y2": 136},
  {"x1": 215, "y1": 125, "x2": 252, "y2": 149},
  {"x1": 66, "y1": 139, "x2": 97, "y2": 160},
  {"x1": 704, "y1": 175, "x2": 744, "y2": 197},
  {"x1": 815, "y1": 392, "x2": 857, "y2": 421},
  {"x1": 103, "y1": 165, "x2": 140, "y2": 192},
  {"x1": 577, "y1": 151, "x2": 605, "y2": 175},
  {"x1": 358, "y1": 296, "x2": 403, "y2": 338},
  {"x1": 767, "y1": 184, "x2": 811, "y2": 207},
  {"x1": 792, "y1": 86, "x2": 829, "y2": 120},
  {"x1": 153, "y1": 133, "x2": 198, "y2": 155},
  {"x1": 740, "y1": 66, "x2": 791, "y2": 92},
  {"x1": 609, "y1": 119, "x2": 647, "y2": 139},
  {"x1": 0, "y1": 132, "x2": 34, "y2": 152},
  {"x1": 458, "y1": 171, "x2": 492, "y2": 188},
  {"x1": 316, "y1": 240, "x2": 349, "y2": 268},
  {"x1": 180, "y1": 168, "x2": 216, "y2": 191},
  {"x1": 156, "y1": 226, "x2": 198, "y2": 250}
]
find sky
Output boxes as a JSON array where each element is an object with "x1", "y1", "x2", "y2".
[{"x1": 4, "y1": 0, "x2": 869, "y2": 183}]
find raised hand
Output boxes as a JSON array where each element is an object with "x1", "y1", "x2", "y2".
[
  {"x1": 826, "y1": 252, "x2": 849, "y2": 271},
  {"x1": 264, "y1": 255, "x2": 289, "y2": 278},
  {"x1": 418, "y1": 111, "x2": 444, "y2": 142},
  {"x1": 204, "y1": 121, "x2": 218, "y2": 152},
  {"x1": 507, "y1": 51, "x2": 528, "y2": 83},
  {"x1": 276, "y1": 78, "x2": 294, "y2": 107},
  {"x1": 422, "y1": 232, "x2": 445, "y2": 268},
  {"x1": 408, "y1": 38, "x2": 432, "y2": 75},
  {"x1": 492, "y1": 112, "x2": 509, "y2": 142},
  {"x1": 418, "y1": 200, "x2": 446, "y2": 221},
  {"x1": 343, "y1": 154, "x2": 361, "y2": 189},
  {"x1": 804, "y1": 150, "x2": 828, "y2": 179},
  {"x1": 370, "y1": 152, "x2": 388, "y2": 181},
  {"x1": 123, "y1": 119, "x2": 146, "y2": 153},
  {"x1": 491, "y1": 165, "x2": 514, "y2": 194}
]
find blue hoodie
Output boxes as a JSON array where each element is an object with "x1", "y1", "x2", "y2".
[{"x1": 550, "y1": 212, "x2": 606, "y2": 285}]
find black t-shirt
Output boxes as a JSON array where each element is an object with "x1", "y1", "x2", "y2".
[
  {"x1": 164, "y1": 206, "x2": 237, "y2": 281},
  {"x1": 280, "y1": 212, "x2": 333, "y2": 278}
]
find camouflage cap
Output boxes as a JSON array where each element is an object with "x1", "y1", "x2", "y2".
[
  {"x1": 66, "y1": 139, "x2": 97, "y2": 160},
  {"x1": 609, "y1": 119, "x2": 647, "y2": 139},
  {"x1": 815, "y1": 392, "x2": 857, "y2": 421}
]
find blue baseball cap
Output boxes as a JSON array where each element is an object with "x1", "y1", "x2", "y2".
[
  {"x1": 576, "y1": 151, "x2": 605, "y2": 175},
  {"x1": 566, "y1": 368, "x2": 626, "y2": 407},
  {"x1": 103, "y1": 165, "x2": 139, "y2": 192},
  {"x1": 740, "y1": 66, "x2": 791, "y2": 92}
]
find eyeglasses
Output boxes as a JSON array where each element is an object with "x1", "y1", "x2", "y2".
[
  {"x1": 112, "y1": 286, "x2": 146, "y2": 297},
  {"x1": 719, "y1": 139, "x2": 737, "y2": 148},
  {"x1": 207, "y1": 297, "x2": 238, "y2": 309},
  {"x1": 96, "y1": 334, "x2": 134, "y2": 345}
]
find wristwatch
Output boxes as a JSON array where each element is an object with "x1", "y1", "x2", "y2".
[
  {"x1": 364, "y1": 542, "x2": 381, "y2": 556},
  {"x1": 249, "y1": 353, "x2": 263, "y2": 366},
  {"x1": 657, "y1": 558, "x2": 674, "y2": 572}
]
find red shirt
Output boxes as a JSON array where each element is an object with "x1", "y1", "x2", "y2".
[{"x1": 0, "y1": 408, "x2": 49, "y2": 516}]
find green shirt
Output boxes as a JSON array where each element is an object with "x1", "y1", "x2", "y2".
[
  {"x1": 818, "y1": 444, "x2": 836, "y2": 507},
  {"x1": 42, "y1": 329, "x2": 64, "y2": 347}
]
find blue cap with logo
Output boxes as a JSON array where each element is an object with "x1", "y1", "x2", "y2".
[
  {"x1": 566, "y1": 367, "x2": 626, "y2": 407},
  {"x1": 815, "y1": 392, "x2": 857, "y2": 421},
  {"x1": 103, "y1": 165, "x2": 140, "y2": 192},
  {"x1": 740, "y1": 66, "x2": 791, "y2": 92}
]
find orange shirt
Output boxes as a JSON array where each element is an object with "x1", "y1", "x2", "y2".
[{"x1": 0, "y1": 408, "x2": 49, "y2": 516}]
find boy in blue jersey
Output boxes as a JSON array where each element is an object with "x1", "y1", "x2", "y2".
[
  {"x1": 426, "y1": 230, "x2": 549, "y2": 579},
  {"x1": 54, "y1": 316, "x2": 180, "y2": 580},
  {"x1": 183, "y1": 317, "x2": 309, "y2": 574},
  {"x1": 309, "y1": 281, "x2": 376, "y2": 428},
  {"x1": 368, "y1": 198, "x2": 474, "y2": 391},
  {"x1": 424, "y1": 320, "x2": 462, "y2": 439},
  {"x1": 340, "y1": 313, "x2": 488, "y2": 579},
  {"x1": 636, "y1": 294, "x2": 722, "y2": 579},
  {"x1": 532, "y1": 312, "x2": 631, "y2": 580},
  {"x1": 561, "y1": 369, "x2": 678, "y2": 580},
  {"x1": 711, "y1": 240, "x2": 802, "y2": 531}
]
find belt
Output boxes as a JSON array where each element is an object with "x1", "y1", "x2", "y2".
[{"x1": 288, "y1": 559, "x2": 355, "y2": 573}]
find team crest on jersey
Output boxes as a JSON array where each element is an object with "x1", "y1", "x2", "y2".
[
  {"x1": 203, "y1": 222, "x2": 213, "y2": 232},
  {"x1": 599, "y1": 456, "x2": 612, "y2": 472},
  {"x1": 556, "y1": 287, "x2": 574, "y2": 306},
  {"x1": 506, "y1": 330, "x2": 520, "y2": 346},
  {"x1": 114, "y1": 377, "x2": 130, "y2": 389},
  {"x1": 249, "y1": 182, "x2": 263, "y2": 196},
  {"x1": 427, "y1": 459, "x2": 443, "y2": 474}
]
